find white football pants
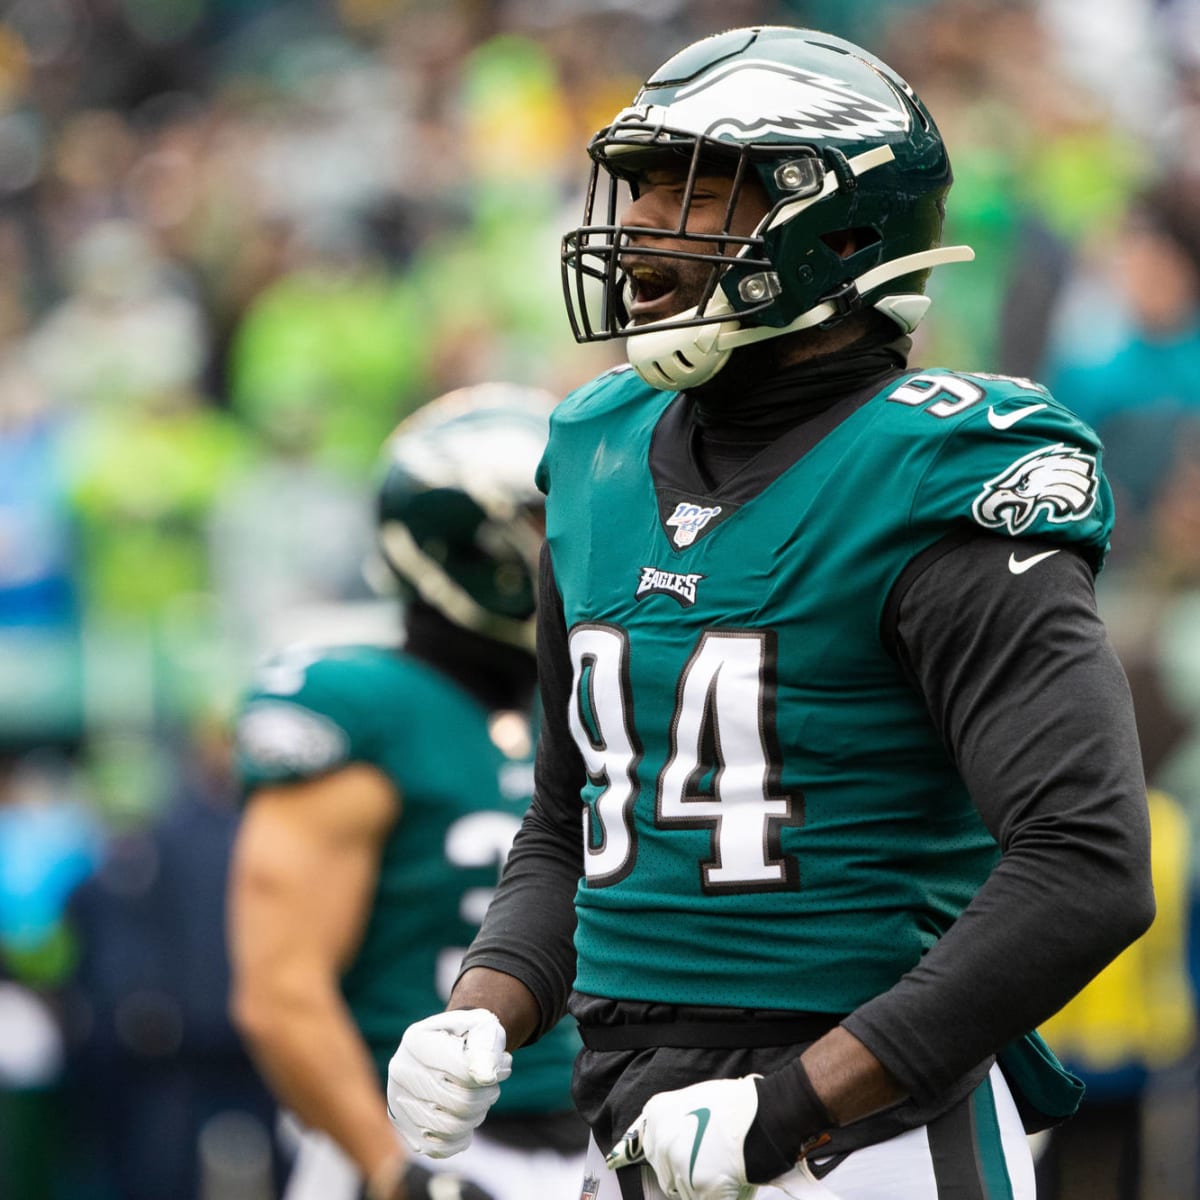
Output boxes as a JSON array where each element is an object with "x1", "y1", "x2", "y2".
[{"x1": 582, "y1": 1063, "x2": 1036, "y2": 1200}]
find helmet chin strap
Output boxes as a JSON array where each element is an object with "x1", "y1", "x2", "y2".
[
  {"x1": 623, "y1": 141, "x2": 974, "y2": 391},
  {"x1": 719, "y1": 244, "x2": 976, "y2": 348}
]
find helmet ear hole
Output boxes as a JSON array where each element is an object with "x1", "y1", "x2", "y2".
[{"x1": 820, "y1": 228, "x2": 881, "y2": 259}]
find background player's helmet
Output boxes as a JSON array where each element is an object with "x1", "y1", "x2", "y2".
[
  {"x1": 561, "y1": 25, "x2": 975, "y2": 390},
  {"x1": 374, "y1": 383, "x2": 556, "y2": 651}
]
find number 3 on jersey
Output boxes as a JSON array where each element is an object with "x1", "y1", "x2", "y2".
[{"x1": 568, "y1": 625, "x2": 802, "y2": 894}]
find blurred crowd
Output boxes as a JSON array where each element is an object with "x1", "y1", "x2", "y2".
[{"x1": 2, "y1": 0, "x2": 1200, "y2": 1197}]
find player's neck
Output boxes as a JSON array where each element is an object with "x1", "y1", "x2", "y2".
[
  {"x1": 403, "y1": 602, "x2": 537, "y2": 713},
  {"x1": 689, "y1": 330, "x2": 909, "y2": 437}
]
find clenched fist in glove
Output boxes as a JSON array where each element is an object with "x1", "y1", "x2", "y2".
[{"x1": 386, "y1": 1009, "x2": 512, "y2": 1158}]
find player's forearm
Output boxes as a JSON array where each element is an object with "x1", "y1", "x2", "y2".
[
  {"x1": 236, "y1": 986, "x2": 400, "y2": 1179},
  {"x1": 457, "y1": 795, "x2": 580, "y2": 1040},
  {"x1": 448, "y1": 965, "x2": 541, "y2": 1050},
  {"x1": 843, "y1": 830, "x2": 1154, "y2": 1102},
  {"x1": 798, "y1": 1025, "x2": 905, "y2": 1124}
]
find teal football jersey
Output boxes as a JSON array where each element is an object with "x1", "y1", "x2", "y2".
[
  {"x1": 234, "y1": 644, "x2": 579, "y2": 1113},
  {"x1": 540, "y1": 365, "x2": 1113, "y2": 1012}
]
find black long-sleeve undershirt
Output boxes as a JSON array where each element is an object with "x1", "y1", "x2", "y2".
[
  {"x1": 461, "y1": 531, "x2": 1153, "y2": 1102},
  {"x1": 844, "y1": 533, "x2": 1153, "y2": 1099}
]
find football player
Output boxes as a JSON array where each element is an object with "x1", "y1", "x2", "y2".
[
  {"x1": 226, "y1": 385, "x2": 587, "y2": 1200},
  {"x1": 384, "y1": 27, "x2": 1154, "y2": 1200}
]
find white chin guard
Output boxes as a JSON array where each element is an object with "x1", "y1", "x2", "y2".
[{"x1": 623, "y1": 244, "x2": 975, "y2": 391}]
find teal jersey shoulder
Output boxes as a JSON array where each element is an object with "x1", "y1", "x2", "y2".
[
  {"x1": 236, "y1": 645, "x2": 411, "y2": 789},
  {"x1": 536, "y1": 365, "x2": 653, "y2": 496},
  {"x1": 540, "y1": 366, "x2": 1114, "y2": 1013},
  {"x1": 234, "y1": 643, "x2": 578, "y2": 1112},
  {"x1": 889, "y1": 369, "x2": 1112, "y2": 570}
]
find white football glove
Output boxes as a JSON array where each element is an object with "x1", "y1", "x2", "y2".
[
  {"x1": 606, "y1": 1076, "x2": 761, "y2": 1200},
  {"x1": 386, "y1": 1009, "x2": 512, "y2": 1158}
]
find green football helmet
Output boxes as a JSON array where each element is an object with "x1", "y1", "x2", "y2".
[
  {"x1": 375, "y1": 383, "x2": 556, "y2": 651},
  {"x1": 561, "y1": 25, "x2": 974, "y2": 389}
]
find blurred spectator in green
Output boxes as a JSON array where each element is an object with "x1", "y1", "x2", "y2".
[
  {"x1": 397, "y1": 30, "x2": 622, "y2": 396},
  {"x1": 27, "y1": 219, "x2": 208, "y2": 414},
  {"x1": 64, "y1": 391, "x2": 253, "y2": 622},
  {"x1": 227, "y1": 216, "x2": 431, "y2": 475},
  {"x1": 32, "y1": 212, "x2": 247, "y2": 634},
  {"x1": 885, "y1": 0, "x2": 1148, "y2": 374},
  {"x1": 1043, "y1": 180, "x2": 1200, "y2": 566},
  {"x1": 209, "y1": 335, "x2": 378, "y2": 662},
  {"x1": 39, "y1": 217, "x2": 257, "y2": 730}
]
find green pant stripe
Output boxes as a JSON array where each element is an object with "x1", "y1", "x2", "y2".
[
  {"x1": 928, "y1": 1072, "x2": 1016, "y2": 1199},
  {"x1": 971, "y1": 1074, "x2": 1015, "y2": 1200}
]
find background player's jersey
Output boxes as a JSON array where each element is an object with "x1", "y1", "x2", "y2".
[
  {"x1": 234, "y1": 644, "x2": 578, "y2": 1113},
  {"x1": 540, "y1": 365, "x2": 1114, "y2": 1012}
]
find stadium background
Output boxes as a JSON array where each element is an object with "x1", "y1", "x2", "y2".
[{"x1": 1, "y1": 0, "x2": 1199, "y2": 1196}]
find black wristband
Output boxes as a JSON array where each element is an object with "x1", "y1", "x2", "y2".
[{"x1": 743, "y1": 1058, "x2": 835, "y2": 1184}]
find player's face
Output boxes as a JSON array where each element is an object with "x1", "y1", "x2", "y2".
[{"x1": 619, "y1": 164, "x2": 770, "y2": 326}]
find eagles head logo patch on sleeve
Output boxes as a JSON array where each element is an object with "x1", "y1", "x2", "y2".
[
  {"x1": 972, "y1": 443, "x2": 1099, "y2": 535},
  {"x1": 237, "y1": 700, "x2": 350, "y2": 774}
]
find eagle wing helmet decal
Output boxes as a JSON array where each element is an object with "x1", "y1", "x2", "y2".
[
  {"x1": 972, "y1": 443, "x2": 1099, "y2": 535},
  {"x1": 621, "y1": 60, "x2": 912, "y2": 143}
]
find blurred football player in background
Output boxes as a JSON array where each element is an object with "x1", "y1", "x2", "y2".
[
  {"x1": 384, "y1": 26, "x2": 1155, "y2": 1200},
  {"x1": 227, "y1": 384, "x2": 586, "y2": 1200}
]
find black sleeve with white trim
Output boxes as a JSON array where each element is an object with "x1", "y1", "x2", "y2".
[{"x1": 845, "y1": 532, "x2": 1154, "y2": 1101}]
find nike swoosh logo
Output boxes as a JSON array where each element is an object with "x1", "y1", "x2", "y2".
[
  {"x1": 988, "y1": 403, "x2": 1047, "y2": 429},
  {"x1": 687, "y1": 1107, "x2": 711, "y2": 1185},
  {"x1": 1008, "y1": 549, "x2": 1060, "y2": 574}
]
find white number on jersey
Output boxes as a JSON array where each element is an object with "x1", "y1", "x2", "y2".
[
  {"x1": 568, "y1": 625, "x2": 801, "y2": 894},
  {"x1": 569, "y1": 625, "x2": 640, "y2": 886},
  {"x1": 887, "y1": 373, "x2": 985, "y2": 417},
  {"x1": 436, "y1": 810, "x2": 522, "y2": 999}
]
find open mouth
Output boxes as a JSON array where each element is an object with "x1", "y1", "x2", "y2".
[{"x1": 623, "y1": 263, "x2": 679, "y2": 322}]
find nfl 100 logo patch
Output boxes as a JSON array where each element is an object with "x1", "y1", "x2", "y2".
[
  {"x1": 666, "y1": 500, "x2": 722, "y2": 547},
  {"x1": 579, "y1": 1173, "x2": 601, "y2": 1200}
]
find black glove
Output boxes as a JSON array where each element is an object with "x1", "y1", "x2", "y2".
[{"x1": 365, "y1": 1160, "x2": 498, "y2": 1200}]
